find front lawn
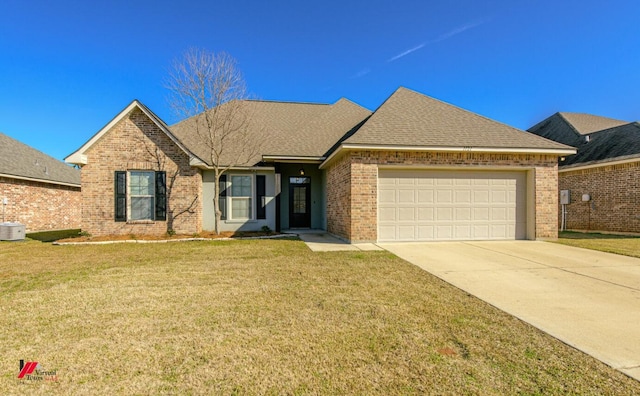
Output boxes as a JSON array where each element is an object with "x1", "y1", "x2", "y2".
[
  {"x1": 1, "y1": 239, "x2": 638, "y2": 394},
  {"x1": 556, "y1": 231, "x2": 640, "y2": 258}
]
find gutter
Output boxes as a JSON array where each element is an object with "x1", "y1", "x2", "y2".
[
  {"x1": 0, "y1": 173, "x2": 81, "y2": 188},
  {"x1": 559, "y1": 155, "x2": 640, "y2": 173}
]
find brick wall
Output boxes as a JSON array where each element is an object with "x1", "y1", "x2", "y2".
[
  {"x1": 325, "y1": 150, "x2": 559, "y2": 242},
  {"x1": 0, "y1": 177, "x2": 81, "y2": 231},
  {"x1": 559, "y1": 161, "x2": 640, "y2": 233},
  {"x1": 81, "y1": 108, "x2": 202, "y2": 236},
  {"x1": 325, "y1": 152, "x2": 351, "y2": 239}
]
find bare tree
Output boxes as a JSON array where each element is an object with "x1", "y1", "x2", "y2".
[
  {"x1": 166, "y1": 48, "x2": 261, "y2": 234},
  {"x1": 132, "y1": 134, "x2": 198, "y2": 234}
]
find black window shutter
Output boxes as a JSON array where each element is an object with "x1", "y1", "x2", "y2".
[
  {"x1": 155, "y1": 171, "x2": 167, "y2": 221},
  {"x1": 256, "y1": 175, "x2": 266, "y2": 220},
  {"x1": 219, "y1": 174, "x2": 227, "y2": 220},
  {"x1": 115, "y1": 171, "x2": 127, "y2": 222}
]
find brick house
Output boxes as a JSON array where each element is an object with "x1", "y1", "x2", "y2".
[
  {"x1": 0, "y1": 132, "x2": 81, "y2": 231},
  {"x1": 529, "y1": 112, "x2": 640, "y2": 233},
  {"x1": 66, "y1": 87, "x2": 574, "y2": 242}
]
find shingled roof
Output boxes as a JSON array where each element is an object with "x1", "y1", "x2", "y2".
[
  {"x1": 341, "y1": 87, "x2": 572, "y2": 151},
  {"x1": 528, "y1": 112, "x2": 640, "y2": 168},
  {"x1": 170, "y1": 98, "x2": 371, "y2": 166},
  {"x1": 0, "y1": 132, "x2": 80, "y2": 186},
  {"x1": 557, "y1": 112, "x2": 628, "y2": 135}
]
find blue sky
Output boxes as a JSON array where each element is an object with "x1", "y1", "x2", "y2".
[{"x1": 1, "y1": 0, "x2": 639, "y2": 161}]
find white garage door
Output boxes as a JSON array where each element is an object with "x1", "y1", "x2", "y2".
[{"x1": 378, "y1": 169, "x2": 527, "y2": 242}]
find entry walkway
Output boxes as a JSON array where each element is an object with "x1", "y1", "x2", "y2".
[
  {"x1": 284, "y1": 229, "x2": 383, "y2": 252},
  {"x1": 379, "y1": 241, "x2": 640, "y2": 381}
]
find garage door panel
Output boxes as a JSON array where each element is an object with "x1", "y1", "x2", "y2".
[
  {"x1": 474, "y1": 207, "x2": 489, "y2": 220},
  {"x1": 436, "y1": 190, "x2": 453, "y2": 203},
  {"x1": 379, "y1": 190, "x2": 396, "y2": 204},
  {"x1": 455, "y1": 207, "x2": 471, "y2": 221},
  {"x1": 474, "y1": 190, "x2": 489, "y2": 203},
  {"x1": 398, "y1": 189, "x2": 415, "y2": 203},
  {"x1": 417, "y1": 190, "x2": 434, "y2": 203},
  {"x1": 418, "y1": 225, "x2": 434, "y2": 239},
  {"x1": 455, "y1": 190, "x2": 471, "y2": 202},
  {"x1": 378, "y1": 169, "x2": 527, "y2": 242},
  {"x1": 436, "y1": 207, "x2": 453, "y2": 221},
  {"x1": 398, "y1": 226, "x2": 415, "y2": 240},
  {"x1": 379, "y1": 207, "x2": 397, "y2": 222},
  {"x1": 417, "y1": 207, "x2": 434, "y2": 221},
  {"x1": 398, "y1": 207, "x2": 415, "y2": 221},
  {"x1": 378, "y1": 225, "x2": 396, "y2": 241}
]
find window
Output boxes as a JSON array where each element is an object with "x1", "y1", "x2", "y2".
[
  {"x1": 130, "y1": 171, "x2": 155, "y2": 220},
  {"x1": 114, "y1": 171, "x2": 166, "y2": 222},
  {"x1": 230, "y1": 175, "x2": 252, "y2": 219}
]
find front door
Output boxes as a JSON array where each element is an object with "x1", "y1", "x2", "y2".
[{"x1": 289, "y1": 177, "x2": 311, "y2": 228}]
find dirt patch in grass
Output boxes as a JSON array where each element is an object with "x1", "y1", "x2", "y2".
[
  {"x1": 1, "y1": 239, "x2": 639, "y2": 394},
  {"x1": 56, "y1": 230, "x2": 279, "y2": 243},
  {"x1": 556, "y1": 231, "x2": 640, "y2": 258}
]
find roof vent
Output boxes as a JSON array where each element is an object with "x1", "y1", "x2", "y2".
[{"x1": 585, "y1": 135, "x2": 591, "y2": 143}]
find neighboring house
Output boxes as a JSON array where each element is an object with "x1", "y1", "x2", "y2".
[
  {"x1": 65, "y1": 87, "x2": 574, "y2": 242},
  {"x1": 529, "y1": 112, "x2": 640, "y2": 233},
  {"x1": 0, "y1": 132, "x2": 81, "y2": 231}
]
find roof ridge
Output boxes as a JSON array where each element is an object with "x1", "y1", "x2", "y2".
[
  {"x1": 243, "y1": 98, "x2": 332, "y2": 106},
  {"x1": 585, "y1": 121, "x2": 639, "y2": 136},
  {"x1": 556, "y1": 112, "x2": 583, "y2": 138}
]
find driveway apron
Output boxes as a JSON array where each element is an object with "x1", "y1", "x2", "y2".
[{"x1": 379, "y1": 241, "x2": 640, "y2": 381}]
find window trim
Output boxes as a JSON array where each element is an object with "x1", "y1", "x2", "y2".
[
  {"x1": 114, "y1": 170, "x2": 166, "y2": 223},
  {"x1": 128, "y1": 171, "x2": 156, "y2": 221},
  {"x1": 228, "y1": 174, "x2": 254, "y2": 221}
]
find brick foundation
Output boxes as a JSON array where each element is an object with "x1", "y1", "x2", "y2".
[
  {"x1": 326, "y1": 150, "x2": 559, "y2": 242},
  {"x1": 0, "y1": 177, "x2": 81, "y2": 232}
]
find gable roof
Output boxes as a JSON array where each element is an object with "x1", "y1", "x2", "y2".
[
  {"x1": 339, "y1": 87, "x2": 573, "y2": 151},
  {"x1": 528, "y1": 112, "x2": 640, "y2": 168},
  {"x1": 65, "y1": 100, "x2": 200, "y2": 166},
  {"x1": 170, "y1": 98, "x2": 371, "y2": 166},
  {"x1": 558, "y1": 112, "x2": 628, "y2": 135},
  {"x1": 0, "y1": 132, "x2": 80, "y2": 187}
]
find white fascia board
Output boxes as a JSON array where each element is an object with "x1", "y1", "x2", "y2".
[
  {"x1": 320, "y1": 144, "x2": 577, "y2": 169},
  {"x1": 0, "y1": 173, "x2": 81, "y2": 188},
  {"x1": 559, "y1": 156, "x2": 640, "y2": 173},
  {"x1": 65, "y1": 153, "x2": 87, "y2": 166},
  {"x1": 64, "y1": 100, "x2": 203, "y2": 166},
  {"x1": 262, "y1": 155, "x2": 325, "y2": 163},
  {"x1": 64, "y1": 101, "x2": 141, "y2": 165},
  {"x1": 189, "y1": 159, "x2": 275, "y2": 172}
]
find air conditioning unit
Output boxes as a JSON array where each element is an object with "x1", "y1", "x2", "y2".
[{"x1": 0, "y1": 223, "x2": 26, "y2": 241}]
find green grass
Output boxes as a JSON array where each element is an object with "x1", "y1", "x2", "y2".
[
  {"x1": 556, "y1": 231, "x2": 640, "y2": 258},
  {"x1": 1, "y1": 239, "x2": 639, "y2": 394},
  {"x1": 26, "y1": 229, "x2": 82, "y2": 242}
]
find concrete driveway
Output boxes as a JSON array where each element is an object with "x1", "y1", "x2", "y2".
[{"x1": 379, "y1": 241, "x2": 640, "y2": 381}]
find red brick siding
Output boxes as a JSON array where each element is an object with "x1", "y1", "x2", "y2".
[
  {"x1": 0, "y1": 177, "x2": 81, "y2": 231},
  {"x1": 81, "y1": 108, "x2": 202, "y2": 236},
  {"x1": 326, "y1": 150, "x2": 559, "y2": 242},
  {"x1": 559, "y1": 161, "x2": 640, "y2": 233}
]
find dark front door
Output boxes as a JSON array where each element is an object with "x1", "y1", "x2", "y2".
[{"x1": 289, "y1": 177, "x2": 311, "y2": 228}]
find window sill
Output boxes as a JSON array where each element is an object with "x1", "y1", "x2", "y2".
[
  {"x1": 127, "y1": 220, "x2": 156, "y2": 225},
  {"x1": 224, "y1": 220, "x2": 258, "y2": 224}
]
